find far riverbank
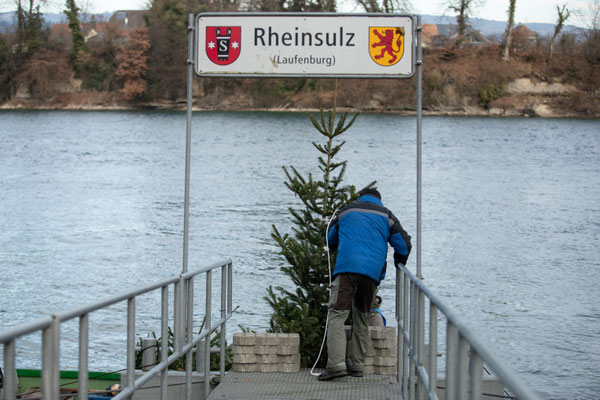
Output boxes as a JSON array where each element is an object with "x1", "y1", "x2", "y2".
[{"x1": 1, "y1": 86, "x2": 597, "y2": 119}]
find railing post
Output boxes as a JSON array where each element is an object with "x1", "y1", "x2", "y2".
[
  {"x1": 456, "y1": 334, "x2": 469, "y2": 400},
  {"x1": 42, "y1": 315, "x2": 59, "y2": 400},
  {"x1": 174, "y1": 276, "x2": 185, "y2": 353},
  {"x1": 402, "y1": 273, "x2": 409, "y2": 400},
  {"x1": 205, "y1": 270, "x2": 212, "y2": 399},
  {"x1": 220, "y1": 264, "x2": 227, "y2": 379},
  {"x1": 469, "y1": 350, "x2": 483, "y2": 400},
  {"x1": 127, "y1": 297, "x2": 136, "y2": 400},
  {"x1": 227, "y1": 262, "x2": 233, "y2": 316},
  {"x1": 79, "y1": 314, "x2": 89, "y2": 400},
  {"x1": 161, "y1": 286, "x2": 169, "y2": 400},
  {"x1": 409, "y1": 282, "x2": 416, "y2": 400},
  {"x1": 396, "y1": 268, "x2": 402, "y2": 384},
  {"x1": 445, "y1": 323, "x2": 458, "y2": 400},
  {"x1": 428, "y1": 303, "x2": 438, "y2": 399},
  {"x1": 417, "y1": 289, "x2": 425, "y2": 400},
  {"x1": 186, "y1": 277, "x2": 194, "y2": 400},
  {"x1": 3, "y1": 339, "x2": 16, "y2": 400}
]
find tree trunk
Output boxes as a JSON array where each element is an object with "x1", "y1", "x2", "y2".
[
  {"x1": 549, "y1": 4, "x2": 570, "y2": 60},
  {"x1": 502, "y1": 0, "x2": 517, "y2": 61},
  {"x1": 457, "y1": 1, "x2": 467, "y2": 37}
]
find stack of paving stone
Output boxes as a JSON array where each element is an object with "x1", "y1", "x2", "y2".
[
  {"x1": 232, "y1": 333, "x2": 300, "y2": 373},
  {"x1": 345, "y1": 325, "x2": 398, "y2": 375}
]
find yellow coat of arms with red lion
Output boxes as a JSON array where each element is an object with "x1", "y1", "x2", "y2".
[{"x1": 369, "y1": 27, "x2": 405, "y2": 66}]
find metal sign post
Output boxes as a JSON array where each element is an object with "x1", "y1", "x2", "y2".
[
  {"x1": 416, "y1": 16, "x2": 422, "y2": 280},
  {"x1": 183, "y1": 13, "x2": 194, "y2": 275}
]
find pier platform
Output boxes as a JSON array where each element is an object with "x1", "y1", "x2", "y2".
[{"x1": 207, "y1": 369, "x2": 402, "y2": 400}]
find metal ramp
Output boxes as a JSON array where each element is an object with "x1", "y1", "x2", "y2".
[{"x1": 207, "y1": 369, "x2": 402, "y2": 400}]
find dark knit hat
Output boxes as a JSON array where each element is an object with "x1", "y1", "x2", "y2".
[{"x1": 359, "y1": 187, "x2": 381, "y2": 200}]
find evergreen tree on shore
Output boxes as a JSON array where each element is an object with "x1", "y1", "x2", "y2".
[
  {"x1": 64, "y1": 0, "x2": 84, "y2": 70},
  {"x1": 265, "y1": 108, "x2": 374, "y2": 367}
]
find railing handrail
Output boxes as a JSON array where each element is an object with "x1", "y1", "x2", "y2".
[
  {"x1": 396, "y1": 264, "x2": 542, "y2": 400},
  {"x1": 0, "y1": 274, "x2": 188, "y2": 344},
  {"x1": 1, "y1": 259, "x2": 234, "y2": 400}
]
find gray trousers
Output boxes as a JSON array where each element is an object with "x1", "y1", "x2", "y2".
[{"x1": 326, "y1": 274, "x2": 375, "y2": 372}]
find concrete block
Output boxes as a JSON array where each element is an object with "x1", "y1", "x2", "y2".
[
  {"x1": 366, "y1": 344, "x2": 376, "y2": 356},
  {"x1": 232, "y1": 363, "x2": 256, "y2": 372},
  {"x1": 374, "y1": 347, "x2": 394, "y2": 357},
  {"x1": 277, "y1": 344, "x2": 300, "y2": 355},
  {"x1": 232, "y1": 344, "x2": 255, "y2": 355},
  {"x1": 370, "y1": 327, "x2": 396, "y2": 340},
  {"x1": 372, "y1": 338, "x2": 397, "y2": 349},
  {"x1": 373, "y1": 356, "x2": 396, "y2": 367},
  {"x1": 233, "y1": 353, "x2": 256, "y2": 364},
  {"x1": 364, "y1": 356, "x2": 374, "y2": 366},
  {"x1": 278, "y1": 333, "x2": 300, "y2": 346},
  {"x1": 255, "y1": 345, "x2": 278, "y2": 355},
  {"x1": 255, "y1": 333, "x2": 279, "y2": 346},
  {"x1": 233, "y1": 333, "x2": 256, "y2": 346},
  {"x1": 364, "y1": 365, "x2": 375, "y2": 375},
  {"x1": 277, "y1": 354, "x2": 300, "y2": 364},
  {"x1": 255, "y1": 353, "x2": 279, "y2": 364}
]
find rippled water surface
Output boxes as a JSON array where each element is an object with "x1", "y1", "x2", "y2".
[{"x1": 1, "y1": 111, "x2": 599, "y2": 399}]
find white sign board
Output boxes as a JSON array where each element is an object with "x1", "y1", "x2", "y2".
[{"x1": 195, "y1": 13, "x2": 415, "y2": 78}]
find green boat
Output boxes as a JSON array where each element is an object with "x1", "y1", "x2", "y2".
[{"x1": 14, "y1": 369, "x2": 120, "y2": 399}]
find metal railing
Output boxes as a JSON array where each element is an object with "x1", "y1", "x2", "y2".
[
  {"x1": 395, "y1": 264, "x2": 541, "y2": 400},
  {"x1": 0, "y1": 259, "x2": 233, "y2": 400}
]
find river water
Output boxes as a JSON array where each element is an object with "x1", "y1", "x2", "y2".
[{"x1": 0, "y1": 110, "x2": 599, "y2": 399}]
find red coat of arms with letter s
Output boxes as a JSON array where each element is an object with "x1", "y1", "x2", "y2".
[{"x1": 206, "y1": 26, "x2": 241, "y2": 66}]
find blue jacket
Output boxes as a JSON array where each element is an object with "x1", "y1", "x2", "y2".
[{"x1": 326, "y1": 195, "x2": 412, "y2": 284}]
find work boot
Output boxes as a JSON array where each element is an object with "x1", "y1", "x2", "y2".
[
  {"x1": 317, "y1": 369, "x2": 348, "y2": 381},
  {"x1": 347, "y1": 368, "x2": 364, "y2": 377}
]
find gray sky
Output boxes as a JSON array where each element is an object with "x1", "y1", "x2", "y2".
[{"x1": 0, "y1": 0, "x2": 593, "y2": 26}]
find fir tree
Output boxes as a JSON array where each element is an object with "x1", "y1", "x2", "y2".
[
  {"x1": 25, "y1": 5, "x2": 44, "y2": 55},
  {"x1": 64, "y1": 0, "x2": 85, "y2": 70},
  {"x1": 265, "y1": 108, "x2": 375, "y2": 367}
]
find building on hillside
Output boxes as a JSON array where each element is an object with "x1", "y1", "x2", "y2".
[
  {"x1": 49, "y1": 23, "x2": 73, "y2": 50},
  {"x1": 451, "y1": 27, "x2": 492, "y2": 46},
  {"x1": 511, "y1": 24, "x2": 539, "y2": 51},
  {"x1": 84, "y1": 28, "x2": 98, "y2": 42},
  {"x1": 421, "y1": 24, "x2": 439, "y2": 47},
  {"x1": 435, "y1": 24, "x2": 456, "y2": 38},
  {"x1": 425, "y1": 24, "x2": 491, "y2": 47},
  {"x1": 108, "y1": 10, "x2": 147, "y2": 31}
]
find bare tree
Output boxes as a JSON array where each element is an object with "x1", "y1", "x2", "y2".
[
  {"x1": 355, "y1": 0, "x2": 411, "y2": 13},
  {"x1": 446, "y1": 0, "x2": 483, "y2": 45},
  {"x1": 7, "y1": 0, "x2": 47, "y2": 53},
  {"x1": 582, "y1": 0, "x2": 600, "y2": 63},
  {"x1": 549, "y1": 3, "x2": 570, "y2": 59},
  {"x1": 502, "y1": 0, "x2": 516, "y2": 60}
]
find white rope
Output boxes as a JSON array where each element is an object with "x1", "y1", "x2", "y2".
[{"x1": 309, "y1": 209, "x2": 338, "y2": 377}]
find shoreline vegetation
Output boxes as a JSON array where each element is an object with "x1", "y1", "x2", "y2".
[
  {"x1": 3, "y1": 45, "x2": 598, "y2": 118},
  {"x1": 1, "y1": 5, "x2": 598, "y2": 119}
]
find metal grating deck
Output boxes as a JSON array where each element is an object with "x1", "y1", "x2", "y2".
[{"x1": 207, "y1": 369, "x2": 402, "y2": 400}]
